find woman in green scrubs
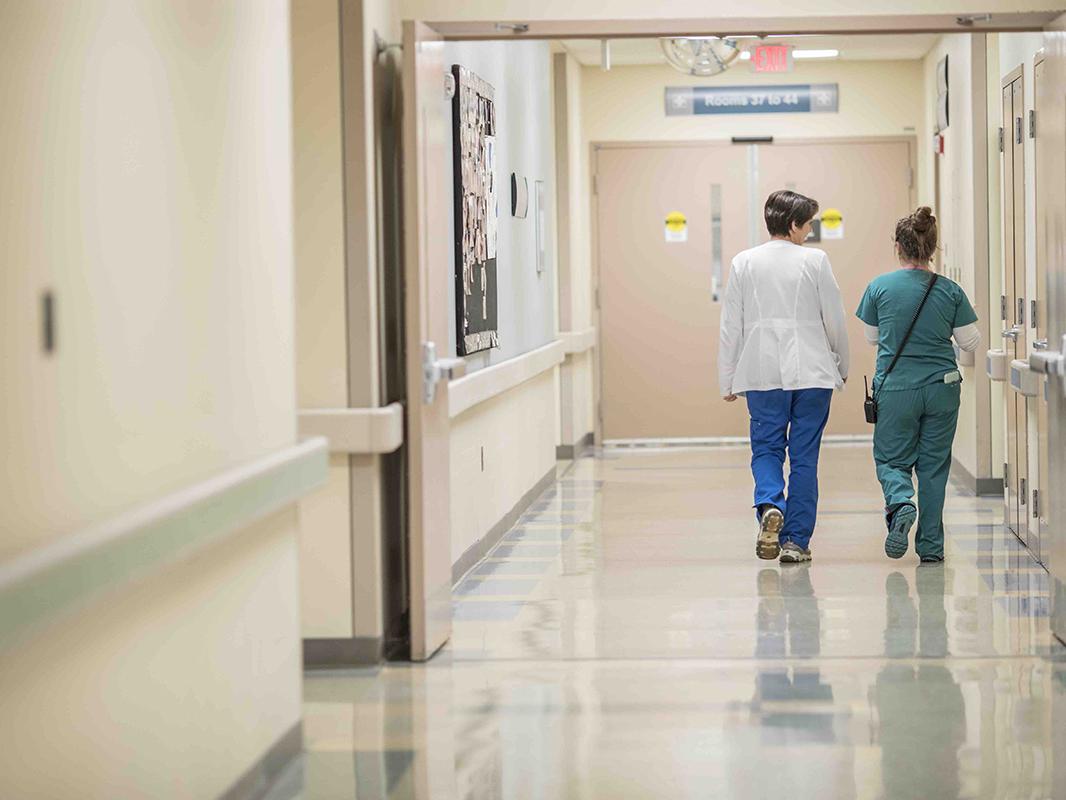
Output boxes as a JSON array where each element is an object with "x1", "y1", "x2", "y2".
[{"x1": 856, "y1": 207, "x2": 981, "y2": 562}]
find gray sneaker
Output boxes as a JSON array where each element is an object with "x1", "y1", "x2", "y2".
[
  {"x1": 756, "y1": 507, "x2": 784, "y2": 560},
  {"x1": 885, "y1": 503, "x2": 916, "y2": 560},
  {"x1": 780, "y1": 541, "x2": 812, "y2": 563}
]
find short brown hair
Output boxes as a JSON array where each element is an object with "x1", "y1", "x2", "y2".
[
  {"x1": 895, "y1": 206, "x2": 938, "y2": 264},
  {"x1": 764, "y1": 190, "x2": 819, "y2": 237}
]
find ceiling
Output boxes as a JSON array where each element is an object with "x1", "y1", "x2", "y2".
[{"x1": 561, "y1": 34, "x2": 941, "y2": 66}]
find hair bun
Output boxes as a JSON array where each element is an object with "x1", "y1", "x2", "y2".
[{"x1": 912, "y1": 206, "x2": 935, "y2": 232}]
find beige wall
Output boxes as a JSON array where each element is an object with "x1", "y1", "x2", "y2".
[
  {"x1": 1, "y1": 0, "x2": 297, "y2": 560},
  {"x1": 0, "y1": 512, "x2": 302, "y2": 798},
  {"x1": 919, "y1": 35, "x2": 982, "y2": 476},
  {"x1": 292, "y1": 0, "x2": 401, "y2": 643},
  {"x1": 292, "y1": 0, "x2": 357, "y2": 639},
  {"x1": 554, "y1": 51, "x2": 597, "y2": 447},
  {"x1": 451, "y1": 371, "x2": 559, "y2": 565},
  {"x1": 582, "y1": 59, "x2": 924, "y2": 145},
  {"x1": 0, "y1": 1, "x2": 302, "y2": 794}
]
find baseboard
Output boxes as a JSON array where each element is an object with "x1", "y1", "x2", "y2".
[
  {"x1": 556, "y1": 431, "x2": 594, "y2": 460},
  {"x1": 951, "y1": 456, "x2": 1004, "y2": 497},
  {"x1": 604, "y1": 434, "x2": 873, "y2": 449},
  {"x1": 452, "y1": 465, "x2": 556, "y2": 586},
  {"x1": 302, "y1": 636, "x2": 383, "y2": 669},
  {"x1": 218, "y1": 722, "x2": 303, "y2": 800}
]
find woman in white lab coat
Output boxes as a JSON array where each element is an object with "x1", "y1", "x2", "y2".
[{"x1": 718, "y1": 190, "x2": 850, "y2": 564}]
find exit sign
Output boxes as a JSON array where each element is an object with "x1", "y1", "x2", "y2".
[{"x1": 751, "y1": 45, "x2": 793, "y2": 73}]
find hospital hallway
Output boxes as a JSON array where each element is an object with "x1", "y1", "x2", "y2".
[{"x1": 300, "y1": 444, "x2": 1066, "y2": 799}]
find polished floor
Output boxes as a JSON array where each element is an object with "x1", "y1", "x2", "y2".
[{"x1": 300, "y1": 444, "x2": 1066, "y2": 799}]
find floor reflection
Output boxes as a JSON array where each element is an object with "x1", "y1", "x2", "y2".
[
  {"x1": 296, "y1": 446, "x2": 1066, "y2": 800},
  {"x1": 739, "y1": 566, "x2": 856, "y2": 797},
  {"x1": 874, "y1": 567, "x2": 965, "y2": 800}
]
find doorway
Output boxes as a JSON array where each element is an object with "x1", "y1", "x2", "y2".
[{"x1": 595, "y1": 138, "x2": 915, "y2": 441}]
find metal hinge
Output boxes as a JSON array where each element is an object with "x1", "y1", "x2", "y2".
[
  {"x1": 1018, "y1": 297, "x2": 1026, "y2": 327},
  {"x1": 597, "y1": 401, "x2": 604, "y2": 420},
  {"x1": 998, "y1": 127, "x2": 1004, "y2": 152},
  {"x1": 1033, "y1": 488, "x2": 1040, "y2": 518},
  {"x1": 907, "y1": 167, "x2": 914, "y2": 188},
  {"x1": 1029, "y1": 109, "x2": 1036, "y2": 139},
  {"x1": 592, "y1": 174, "x2": 599, "y2": 195},
  {"x1": 1001, "y1": 294, "x2": 1008, "y2": 320},
  {"x1": 595, "y1": 287, "x2": 601, "y2": 309},
  {"x1": 1016, "y1": 116, "x2": 1024, "y2": 145},
  {"x1": 1004, "y1": 462, "x2": 1009, "y2": 486},
  {"x1": 1021, "y1": 477, "x2": 1027, "y2": 504},
  {"x1": 1032, "y1": 299, "x2": 1038, "y2": 329}
]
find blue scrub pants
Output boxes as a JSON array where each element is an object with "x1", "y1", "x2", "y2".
[{"x1": 746, "y1": 389, "x2": 833, "y2": 550}]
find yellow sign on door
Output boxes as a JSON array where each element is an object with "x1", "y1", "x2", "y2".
[
  {"x1": 665, "y1": 211, "x2": 688, "y2": 243},
  {"x1": 821, "y1": 208, "x2": 844, "y2": 240}
]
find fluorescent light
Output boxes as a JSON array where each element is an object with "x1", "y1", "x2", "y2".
[
  {"x1": 793, "y1": 49, "x2": 839, "y2": 59},
  {"x1": 739, "y1": 51, "x2": 751, "y2": 60}
]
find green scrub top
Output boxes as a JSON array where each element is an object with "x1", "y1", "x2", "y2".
[{"x1": 856, "y1": 269, "x2": 978, "y2": 392}]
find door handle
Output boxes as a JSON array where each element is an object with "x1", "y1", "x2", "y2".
[
  {"x1": 1029, "y1": 335, "x2": 1066, "y2": 398},
  {"x1": 422, "y1": 342, "x2": 467, "y2": 404},
  {"x1": 1001, "y1": 327, "x2": 1020, "y2": 341},
  {"x1": 1033, "y1": 339, "x2": 1049, "y2": 350}
]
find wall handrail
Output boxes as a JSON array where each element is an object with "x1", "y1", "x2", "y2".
[
  {"x1": 298, "y1": 403, "x2": 404, "y2": 454},
  {"x1": 449, "y1": 340, "x2": 565, "y2": 418},
  {"x1": 0, "y1": 438, "x2": 328, "y2": 649},
  {"x1": 559, "y1": 327, "x2": 597, "y2": 356}
]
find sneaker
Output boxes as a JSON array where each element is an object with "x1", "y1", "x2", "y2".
[
  {"x1": 756, "y1": 506, "x2": 784, "y2": 560},
  {"x1": 779, "y1": 541, "x2": 812, "y2": 563},
  {"x1": 885, "y1": 503, "x2": 916, "y2": 560}
]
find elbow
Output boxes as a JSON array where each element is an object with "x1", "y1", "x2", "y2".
[{"x1": 959, "y1": 335, "x2": 981, "y2": 353}]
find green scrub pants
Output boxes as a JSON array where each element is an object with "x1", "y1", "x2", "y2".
[{"x1": 872, "y1": 381, "x2": 961, "y2": 559}]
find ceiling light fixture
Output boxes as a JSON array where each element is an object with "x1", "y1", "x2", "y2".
[{"x1": 660, "y1": 37, "x2": 742, "y2": 76}]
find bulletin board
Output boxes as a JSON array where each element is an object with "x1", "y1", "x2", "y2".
[{"x1": 451, "y1": 65, "x2": 499, "y2": 355}]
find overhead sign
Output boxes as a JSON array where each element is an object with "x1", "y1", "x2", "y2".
[
  {"x1": 665, "y1": 84, "x2": 839, "y2": 116},
  {"x1": 751, "y1": 45, "x2": 793, "y2": 73}
]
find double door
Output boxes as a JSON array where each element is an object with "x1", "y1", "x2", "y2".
[
  {"x1": 1002, "y1": 70, "x2": 1030, "y2": 546},
  {"x1": 595, "y1": 139, "x2": 914, "y2": 440}
]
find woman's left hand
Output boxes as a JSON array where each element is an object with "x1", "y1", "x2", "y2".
[{"x1": 724, "y1": 394, "x2": 738, "y2": 402}]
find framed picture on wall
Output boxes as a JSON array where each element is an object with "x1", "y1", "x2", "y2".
[{"x1": 451, "y1": 64, "x2": 499, "y2": 356}]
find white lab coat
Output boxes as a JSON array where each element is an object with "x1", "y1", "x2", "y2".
[{"x1": 718, "y1": 240, "x2": 850, "y2": 397}]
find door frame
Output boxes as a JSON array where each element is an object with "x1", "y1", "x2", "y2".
[
  {"x1": 1032, "y1": 49, "x2": 1049, "y2": 565},
  {"x1": 397, "y1": 14, "x2": 1061, "y2": 658},
  {"x1": 589, "y1": 135, "x2": 917, "y2": 445},
  {"x1": 1001, "y1": 63, "x2": 1029, "y2": 542}
]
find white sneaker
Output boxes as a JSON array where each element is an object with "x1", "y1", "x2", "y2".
[{"x1": 779, "y1": 541, "x2": 812, "y2": 563}]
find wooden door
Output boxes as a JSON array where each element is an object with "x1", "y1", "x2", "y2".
[
  {"x1": 757, "y1": 140, "x2": 914, "y2": 433},
  {"x1": 402, "y1": 21, "x2": 453, "y2": 660},
  {"x1": 596, "y1": 144, "x2": 750, "y2": 439},
  {"x1": 1003, "y1": 72, "x2": 1029, "y2": 545}
]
